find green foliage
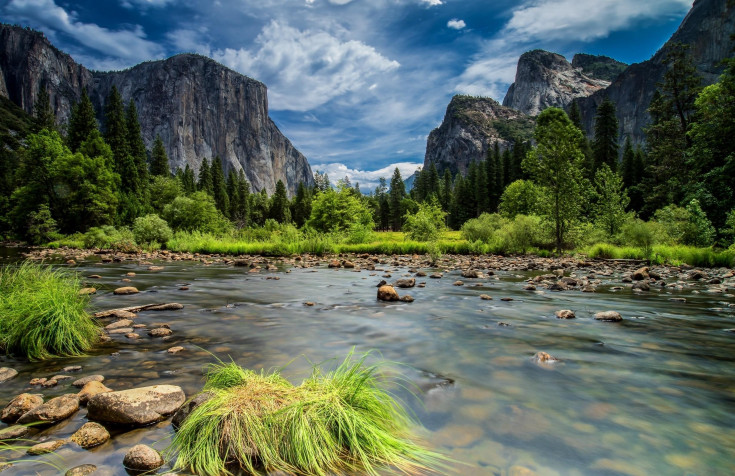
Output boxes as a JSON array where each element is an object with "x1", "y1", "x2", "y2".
[
  {"x1": 169, "y1": 351, "x2": 445, "y2": 476},
  {"x1": 307, "y1": 186, "x2": 374, "y2": 234},
  {"x1": 403, "y1": 200, "x2": 446, "y2": 241},
  {"x1": 498, "y1": 179, "x2": 539, "y2": 218},
  {"x1": 0, "y1": 262, "x2": 99, "y2": 361},
  {"x1": 83, "y1": 225, "x2": 137, "y2": 251},
  {"x1": 163, "y1": 191, "x2": 231, "y2": 234},
  {"x1": 27, "y1": 205, "x2": 58, "y2": 245},
  {"x1": 150, "y1": 135, "x2": 169, "y2": 177},
  {"x1": 133, "y1": 214, "x2": 172, "y2": 245}
]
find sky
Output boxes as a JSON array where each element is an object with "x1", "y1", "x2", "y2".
[{"x1": 2, "y1": 0, "x2": 693, "y2": 191}]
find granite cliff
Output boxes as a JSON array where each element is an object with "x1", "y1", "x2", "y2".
[{"x1": 0, "y1": 24, "x2": 313, "y2": 195}]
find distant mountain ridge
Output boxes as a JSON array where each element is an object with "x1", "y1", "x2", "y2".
[{"x1": 0, "y1": 24, "x2": 313, "y2": 195}]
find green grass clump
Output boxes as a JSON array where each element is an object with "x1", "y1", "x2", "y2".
[
  {"x1": 170, "y1": 352, "x2": 446, "y2": 476},
  {"x1": 0, "y1": 262, "x2": 99, "y2": 360}
]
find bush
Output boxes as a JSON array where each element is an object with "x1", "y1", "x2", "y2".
[
  {"x1": 0, "y1": 262, "x2": 99, "y2": 360},
  {"x1": 83, "y1": 226, "x2": 138, "y2": 252},
  {"x1": 133, "y1": 214, "x2": 173, "y2": 246},
  {"x1": 461, "y1": 213, "x2": 506, "y2": 243},
  {"x1": 403, "y1": 201, "x2": 446, "y2": 242}
]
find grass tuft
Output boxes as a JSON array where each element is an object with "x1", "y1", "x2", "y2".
[
  {"x1": 169, "y1": 351, "x2": 447, "y2": 476},
  {"x1": 0, "y1": 261, "x2": 99, "y2": 361}
]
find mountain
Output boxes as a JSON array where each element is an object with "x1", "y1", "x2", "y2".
[
  {"x1": 502, "y1": 50, "x2": 613, "y2": 116},
  {"x1": 0, "y1": 24, "x2": 313, "y2": 195},
  {"x1": 423, "y1": 95, "x2": 533, "y2": 175}
]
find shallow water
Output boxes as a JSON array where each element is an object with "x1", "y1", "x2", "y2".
[{"x1": 1, "y1": 254, "x2": 734, "y2": 475}]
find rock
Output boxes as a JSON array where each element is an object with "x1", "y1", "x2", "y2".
[
  {"x1": 27, "y1": 439, "x2": 67, "y2": 455},
  {"x1": 377, "y1": 285, "x2": 400, "y2": 302},
  {"x1": 632, "y1": 267, "x2": 649, "y2": 280},
  {"x1": 146, "y1": 303, "x2": 184, "y2": 311},
  {"x1": 73, "y1": 375, "x2": 105, "y2": 388},
  {"x1": 555, "y1": 310, "x2": 576, "y2": 319},
  {"x1": 105, "y1": 319, "x2": 134, "y2": 330},
  {"x1": 0, "y1": 368, "x2": 18, "y2": 383},
  {"x1": 70, "y1": 422, "x2": 110, "y2": 448},
  {"x1": 480, "y1": 294, "x2": 493, "y2": 300},
  {"x1": 17, "y1": 394, "x2": 79, "y2": 425},
  {"x1": 171, "y1": 392, "x2": 213, "y2": 430},
  {"x1": 167, "y1": 346, "x2": 184, "y2": 354},
  {"x1": 395, "y1": 278, "x2": 415, "y2": 288},
  {"x1": 148, "y1": 327, "x2": 173, "y2": 338},
  {"x1": 594, "y1": 311, "x2": 623, "y2": 322},
  {"x1": 65, "y1": 464, "x2": 98, "y2": 476},
  {"x1": 113, "y1": 287, "x2": 139, "y2": 295},
  {"x1": 78, "y1": 381, "x2": 113, "y2": 406},
  {"x1": 0, "y1": 425, "x2": 31, "y2": 441},
  {"x1": 87, "y1": 385, "x2": 186, "y2": 426},
  {"x1": 1, "y1": 393, "x2": 44, "y2": 423},
  {"x1": 79, "y1": 287, "x2": 97, "y2": 295},
  {"x1": 123, "y1": 444, "x2": 164, "y2": 472}
]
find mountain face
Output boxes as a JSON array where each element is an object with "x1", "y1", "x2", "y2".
[
  {"x1": 577, "y1": 0, "x2": 735, "y2": 144},
  {"x1": 0, "y1": 24, "x2": 313, "y2": 195},
  {"x1": 424, "y1": 95, "x2": 533, "y2": 175},
  {"x1": 502, "y1": 50, "x2": 612, "y2": 116}
]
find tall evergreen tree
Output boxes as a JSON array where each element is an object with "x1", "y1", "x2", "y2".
[
  {"x1": 33, "y1": 84, "x2": 55, "y2": 132},
  {"x1": 210, "y1": 156, "x2": 229, "y2": 215},
  {"x1": 592, "y1": 97, "x2": 619, "y2": 172},
  {"x1": 67, "y1": 89, "x2": 98, "y2": 152},
  {"x1": 389, "y1": 167, "x2": 406, "y2": 230},
  {"x1": 126, "y1": 100, "x2": 148, "y2": 186},
  {"x1": 150, "y1": 135, "x2": 170, "y2": 177},
  {"x1": 198, "y1": 158, "x2": 213, "y2": 195}
]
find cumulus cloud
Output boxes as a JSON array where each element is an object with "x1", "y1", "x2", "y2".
[
  {"x1": 311, "y1": 162, "x2": 422, "y2": 191},
  {"x1": 211, "y1": 21, "x2": 400, "y2": 111},
  {"x1": 447, "y1": 19, "x2": 466, "y2": 30},
  {"x1": 4, "y1": 0, "x2": 163, "y2": 65}
]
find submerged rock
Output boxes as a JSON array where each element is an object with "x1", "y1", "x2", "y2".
[
  {"x1": 1, "y1": 393, "x2": 43, "y2": 423},
  {"x1": 70, "y1": 422, "x2": 110, "y2": 448},
  {"x1": 88, "y1": 385, "x2": 185, "y2": 426},
  {"x1": 123, "y1": 444, "x2": 164, "y2": 472},
  {"x1": 0, "y1": 368, "x2": 18, "y2": 383},
  {"x1": 17, "y1": 394, "x2": 79, "y2": 425}
]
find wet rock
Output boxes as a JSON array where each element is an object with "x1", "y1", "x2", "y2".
[
  {"x1": 146, "y1": 303, "x2": 184, "y2": 311},
  {"x1": 480, "y1": 294, "x2": 493, "y2": 300},
  {"x1": 594, "y1": 311, "x2": 623, "y2": 322},
  {"x1": 113, "y1": 287, "x2": 139, "y2": 295},
  {"x1": 27, "y1": 439, "x2": 67, "y2": 455},
  {"x1": 377, "y1": 285, "x2": 400, "y2": 302},
  {"x1": 0, "y1": 368, "x2": 18, "y2": 383},
  {"x1": 632, "y1": 267, "x2": 649, "y2": 280},
  {"x1": 123, "y1": 444, "x2": 164, "y2": 472},
  {"x1": 395, "y1": 278, "x2": 415, "y2": 288},
  {"x1": 167, "y1": 346, "x2": 184, "y2": 354},
  {"x1": 105, "y1": 319, "x2": 134, "y2": 330},
  {"x1": 78, "y1": 381, "x2": 113, "y2": 406},
  {"x1": 17, "y1": 394, "x2": 79, "y2": 425},
  {"x1": 1, "y1": 393, "x2": 44, "y2": 423},
  {"x1": 0, "y1": 425, "x2": 31, "y2": 441},
  {"x1": 172, "y1": 392, "x2": 213, "y2": 430},
  {"x1": 70, "y1": 422, "x2": 110, "y2": 448},
  {"x1": 73, "y1": 375, "x2": 105, "y2": 388},
  {"x1": 148, "y1": 327, "x2": 173, "y2": 338},
  {"x1": 79, "y1": 287, "x2": 97, "y2": 295},
  {"x1": 88, "y1": 385, "x2": 186, "y2": 426},
  {"x1": 65, "y1": 464, "x2": 98, "y2": 476},
  {"x1": 555, "y1": 310, "x2": 576, "y2": 319}
]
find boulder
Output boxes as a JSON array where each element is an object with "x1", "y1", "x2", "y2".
[
  {"x1": 87, "y1": 385, "x2": 185, "y2": 426},
  {"x1": 555, "y1": 310, "x2": 576, "y2": 319},
  {"x1": 1, "y1": 393, "x2": 44, "y2": 423},
  {"x1": 73, "y1": 375, "x2": 105, "y2": 388},
  {"x1": 171, "y1": 392, "x2": 213, "y2": 430},
  {"x1": 113, "y1": 287, "x2": 139, "y2": 295},
  {"x1": 0, "y1": 368, "x2": 18, "y2": 383},
  {"x1": 78, "y1": 381, "x2": 113, "y2": 406},
  {"x1": 17, "y1": 394, "x2": 79, "y2": 425},
  {"x1": 70, "y1": 422, "x2": 110, "y2": 448},
  {"x1": 377, "y1": 285, "x2": 400, "y2": 302},
  {"x1": 65, "y1": 465, "x2": 98, "y2": 476},
  {"x1": 594, "y1": 311, "x2": 623, "y2": 322},
  {"x1": 123, "y1": 444, "x2": 164, "y2": 472},
  {"x1": 395, "y1": 278, "x2": 415, "y2": 288},
  {"x1": 27, "y1": 439, "x2": 67, "y2": 455}
]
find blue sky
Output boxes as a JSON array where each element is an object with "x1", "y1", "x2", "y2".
[{"x1": 3, "y1": 0, "x2": 692, "y2": 190}]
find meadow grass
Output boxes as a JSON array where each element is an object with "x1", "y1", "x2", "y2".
[
  {"x1": 0, "y1": 262, "x2": 99, "y2": 361},
  {"x1": 169, "y1": 352, "x2": 447, "y2": 476}
]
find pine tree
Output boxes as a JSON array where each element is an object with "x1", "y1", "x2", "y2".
[
  {"x1": 389, "y1": 167, "x2": 406, "y2": 230},
  {"x1": 67, "y1": 89, "x2": 98, "y2": 152},
  {"x1": 198, "y1": 158, "x2": 213, "y2": 195},
  {"x1": 126, "y1": 100, "x2": 148, "y2": 186},
  {"x1": 33, "y1": 84, "x2": 55, "y2": 132},
  {"x1": 211, "y1": 156, "x2": 229, "y2": 215},
  {"x1": 150, "y1": 135, "x2": 169, "y2": 177},
  {"x1": 592, "y1": 97, "x2": 619, "y2": 172}
]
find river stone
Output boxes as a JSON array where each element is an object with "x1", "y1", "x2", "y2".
[
  {"x1": 65, "y1": 464, "x2": 98, "y2": 476},
  {"x1": 595, "y1": 311, "x2": 623, "y2": 322},
  {"x1": 73, "y1": 375, "x2": 105, "y2": 388},
  {"x1": 377, "y1": 285, "x2": 400, "y2": 302},
  {"x1": 113, "y1": 287, "x2": 139, "y2": 295},
  {"x1": 87, "y1": 385, "x2": 186, "y2": 426},
  {"x1": 1, "y1": 393, "x2": 44, "y2": 423},
  {"x1": 146, "y1": 303, "x2": 184, "y2": 311},
  {"x1": 17, "y1": 394, "x2": 79, "y2": 425},
  {"x1": 27, "y1": 439, "x2": 67, "y2": 455},
  {"x1": 171, "y1": 392, "x2": 213, "y2": 430},
  {"x1": 395, "y1": 278, "x2": 415, "y2": 288},
  {"x1": 70, "y1": 422, "x2": 110, "y2": 448},
  {"x1": 105, "y1": 319, "x2": 134, "y2": 330},
  {"x1": 123, "y1": 444, "x2": 164, "y2": 472},
  {"x1": 0, "y1": 425, "x2": 31, "y2": 441},
  {"x1": 555, "y1": 310, "x2": 576, "y2": 319},
  {"x1": 0, "y1": 368, "x2": 18, "y2": 383},
  {"x1": 78, "y1": 381, "x2": 113, "y2": 406},
  {"x1": 148, "y1": 327, "x2": 173, "y2": 338}
]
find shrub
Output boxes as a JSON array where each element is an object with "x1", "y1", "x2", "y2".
[
  {"x1": 461, "y1": 213, "x2": 506, "y2": 243},
  {"x1": 403, "y1": 201, "x2": 446, "y2": 242},
  {"x1": 0, "y1": 262, "x2": 99, "y2": 360},
  {"x1": 133, "y1": 214, "x2": 173, "y2": 246}
]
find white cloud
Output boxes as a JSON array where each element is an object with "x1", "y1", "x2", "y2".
[
  {"x1": 5, "y1": 0, "x2": 163, "y2": 66},
  {"x1": 447, "y1": 19, "x2": 466, "y2": 30},
  {"x1": 311, "y1": 162, "x2": 422, "y2": 191},
  {"x1": 211, "y1": 21, "x2": 400, "y2": 111}
]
